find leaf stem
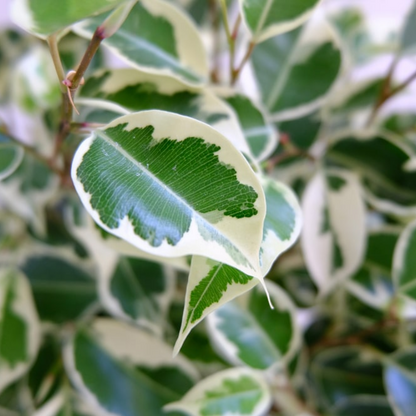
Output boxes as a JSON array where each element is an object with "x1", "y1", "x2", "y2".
[
  {"x1": 47, "y1": 33, "x2": 66, "y2": 93},
  {"x1": 219, "y1": 0, "x2": 235, "y2": 81},
  {"x1": 231, "y1": 41, "x2": 256, "y2": 85}
]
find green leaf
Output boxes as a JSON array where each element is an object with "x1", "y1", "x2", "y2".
[
  {"x1": 79, "y1": 69, "x2": 249, "y2": 154},
  {"x1": 393, "y1": 220, "x2": 416, "y2": 302},
  {"x1": 384, "y1": 347, "x2": 416, "y2": 416},
  {"x1": 252, "y1": 23, "x2": 341, "y2": 121},
  {"x1": 71, "y1": 111, "x2": 266, "y2": 277},
  {"x1": 73, "y1": 0, "x2": 208, "y2": 86},
  {"x1": 219, "y1": 91, "x2": 277, "y2": 161},
  {"x1": 333, "y1": 395, "x2": 394, "y2": 416},
  {"x1": 326, "y1": 133, "x2": 416, "y2": 216},
  {"x1": 102, "y1": 256, "x2": 175, "y2": 333},
  {"x1": 347, "y1": 228, "x2": 398, "y2": 309},
  {"x1": 207, "y1": 281, "x2": 300, "y2": 369},
  {"x1": 240, "y1": 0, "x2": 320, "y2": 43},
  {"x1": 310, "y1": 346, "x2": 385, "y2": 410},
  {"x1": 19, "y1": 248, "x2": 97, "y2": 323},
  {"x1": 173, "y1": 177, "x2": 301, "y2": 355},
  {"x1": 10, "y1": 0, "x2": 127, "y2": 38},
  {"x1": 400, "y1": 1, "x2": 416, "y2": 55},
  {"x1": 302, "y1": 169, "x2": 366, "y2": 294},
  {"x1": 165, "y1": 367, "x2": 271, "y2": 416},
  {"x1": 0, "y1": 268, "x2": 40, "y2": 393},
  {"x1": 0, "y1": 132, "x2": 24, "y2": 181},
  {"x1": 66, "y1": 319, "x2": 199, "y2": 416}
]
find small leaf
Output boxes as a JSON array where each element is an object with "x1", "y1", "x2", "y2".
[
  {"x1": 165, "y1": 367, "x2": 271, "y2": 416},
  {"x1": 302, "y1": 169, "x2": 366, "y2": 294},
  {"x1": 219, "y1": 91, "x2": 277, "y2": 161},
  {"x1": 80, "y1": 69, "x2": 249, "y2": 154},
  {"x1": 65, "y1": 319, "x2": 199, "y2": 416},
  {"x1": 102, "y1": 256, "x2": 175, "y2": 333},
  {"x1": 393, "y1": 219, "x2": 416, "y2": 302},
  {"x1": 11, "y1": 0, "x2": 127, "y2": 38},
  {"x1": 347, "y1": 228, "x2": 398, "y2": 309},
  {"x1": 173, "y1": 257, "x2": 258, "y2": 356},
  {"x1": 0, "y1": 132, "x2": 24, "y2": 181},
  {"x1": 0, "y1": 268, "x2": 41, "y2": 393},
  {"x1": 326, "y1": 133, "x2": 416, "y2": 216},
  {"x1": 207, "y1": 281, "x2": 300, "y2": 369},
  {"x1": 240, "y1": 0, "x2": 320, "y2": 43},
  {"x1": 19, "y1": 247, "x2": 97, "y2": 323},
  {"x1": 252, "y1": 23, "x2": 341, "y2": 121},
  {"x1": 71, "y1": 111, "x2": 266, "y2": 277},
  {"x1": 310, "y1": 346, "x2": 385, "y2": 410},
  {"x1": 73, "y1": 0, "x2": 208, "y2": 86},
  {"x1": 384, "y1": 346, "x2": 416, "y2": 416},
  {"x1": 173, "y1": 177, "x2": 301, "y2": 355}
]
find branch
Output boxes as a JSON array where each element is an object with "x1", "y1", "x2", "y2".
[
  {"x1": 367, "y1": 56, "x2": 416, "y2": 126},
  {"x1": 231, "y1": 41, "x2": 255, "y2": 85}
]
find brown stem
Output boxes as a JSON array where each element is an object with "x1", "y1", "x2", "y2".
[
  {"x1": 231, "y1": 41, "x2": 255, "y2": 85},
  {"x1": 71, "y1": 26, "x2": 105, "y2": 90},
  {"x1": 366, "y1": 57, "x2": 416, "y2": 126}
]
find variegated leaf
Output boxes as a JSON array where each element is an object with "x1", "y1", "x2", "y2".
[
  {"x1": 65, "y1": 318, "x2": 199, "y2": 416},
  {"x1": 71, "y1": 111, "x2": 266, "y2": 277},
  {"x1": 165, "y1": 367, "x2": 271, "y2": 416},
  {"x1": 11, "y1": 0, "x2": 127, "y2": 38},
  {"x1": 0, "y1": 132, "x2": 24, "y2": 181},
  {"x1": 217, "y1": 90, "x2": 277, "y2": 161},
  {"x1": 73, "y1": 0, "x2": 208, "y2": 86},
  {"x1": 18, "y1": 246, "x2": 97, "y2": 323},
  {"x1": 240, "y1": 0, "x2": 321, "y2": 43},
  {"x1": 173, "y1": 177, "x2": 301, "y2": 355},
  {"x1": 252, "y1": 23, "x2": 341, "y2": 121},
  {"x1": 326, "y1": 132, "x2": 416, "y2": 217},
  {"x1": 206, "y1": 281, "x2": 300, "y2": 370},
  {"x1": 393, "y1": 219, "x2": 416, "y2": 302},
  {"x1": 79, "y1": 69, "x2": 250, "y2": 154},
  {"x1": 347, "y1": 228, "x2": 399, "y2": 310},
  {"x1": 302, "y1": 169, "x2": 366, "y2": 294},
  {"x1": 0, "y1": 268, "x2": 41, "y2": 393}
]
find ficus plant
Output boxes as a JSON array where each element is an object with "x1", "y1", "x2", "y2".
[{"x1": 1, "y1": 0, "x2": 416, "y2": 415}]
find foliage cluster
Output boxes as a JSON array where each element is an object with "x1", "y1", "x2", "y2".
[{"x1": 1, "y1": 0, "x2": 416, "y2": 415}]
